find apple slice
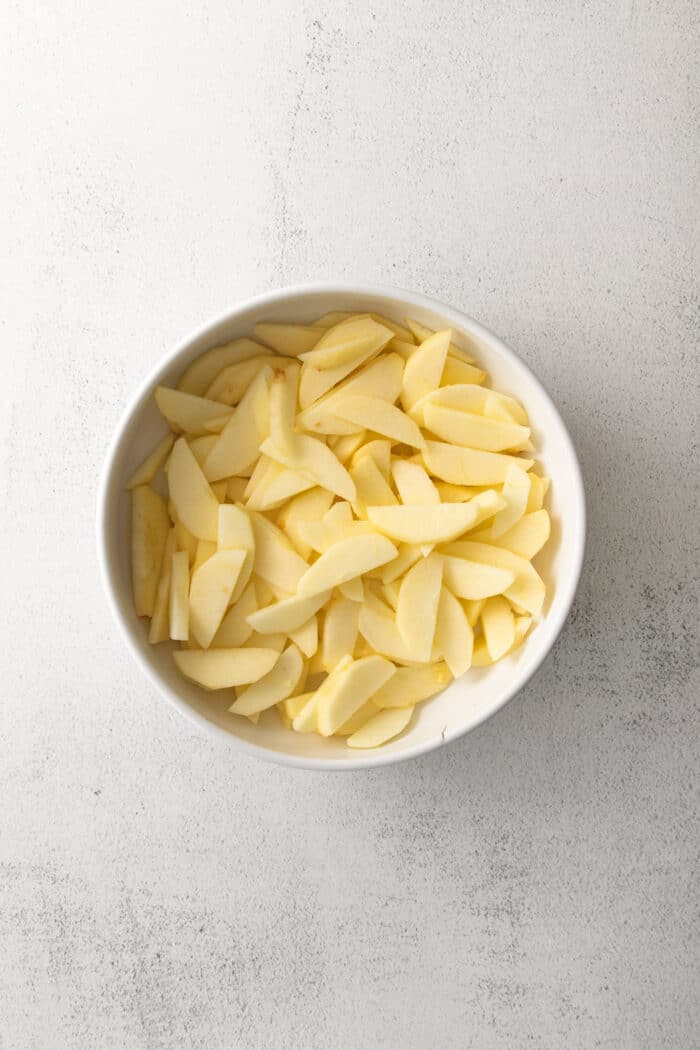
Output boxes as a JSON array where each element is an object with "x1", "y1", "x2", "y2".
[
  {"x1": 298, "y1": 519, "x2": 375, "y2": 556},
  {"x1": 491, "y1": 463, "x2": 531, "y2": 538},
  {"x1": 443, "y1": 541, "x2": 545, "y2": 615},
  {"x1": 471, "y1": 509, "x2": 551, "y2": 559},
  {"x1": 332, "y1": 396, "x2": 425, "y2": 449},
  {"x1": 246, "y1": 589, "x2": 330, "y2": 634},
  {"x1": 423, "y1": 403, "x2": 530, "y2": 452},
  {"x1": 275, "y1": 486, "x2": 334, "y2": 559},
  {"x1": 204, "y1": 355, "x2": 292, "y2": 405},
  {"x1": 400, "y1": 329, "x2": 450, "y2": 410},
  {"x1": 254, "y1": 323, "x2": 322, "y2": 356},
  {"x1": 330, "y1": 431, "x2": 368, "y2": 461},
  {"x1": 441, "y1": 357, "x2": 486, "y2": 386},
  {"x1": 322, "y1": 595, "x2": 359, "y2": 672},
  {"x1": 378, "y1": 543, "x2": 423, "y2": 584},
  {"x1": 299, "y1": 316, "x2": 393, "y2": 370},
  {"x1": 405, "y1": 318, "x2": 476, "y2": 362},
  {"x1": 366, "y1": 491, "x2": 504, "y2": 544},
  {"x1": 419, "y1": 382, "x2": 527, "y2": 425},
  {"x1": 188, "y1": 549, "x2": 247, "y2": 648},
  {"x1": 298, "y1": 342, "x2": 384, "y2": 409},
  {"x1": 177, "y1": 338, "x2": 267, "y2": 396},
  {"x1": 481, "y1": 596, "x2": 515, "y2": 661},
  {"x1": 259, "y1": 434, "x2": 355, "y2": 501},
  {"x1": 441, "y1": 556, "x2": 515, "y2": 600},
  {"x1": 357, "y1": 594, "x2": 414, "y2": 662},
  {"x1": 346, "y1": 705, "x2": 413, "y2": 749},
  {"x1": 155, "y1": 386, "x2": 233, "y2": 436},
  {"x1": 352, "y1": 438, "x2": 392, "y2": 480},
  {"x1": 169, "y1": 550, "x2": 191, "y2": 640},
  {"x1": 335, "y1": 700, "x2": 380, "y2": 736},
  {"x1": 211, "y1": 579, "x2": 258, "y2": 648},
  {"x1": 127, "y1": 433, "x2": 175, "y2": 490},
  {"x1": 131, "y1": 485, "x2": 170, "y2": 616},
  {"x1": 527, "y1": 474, "x2": 550, "y2": 512},
  {"x1": 423, "y1": 440, "x2": 533, "y2": 485},
  {"x1": 297, "y1": 534, "x2": 398, "y2": 597},
  {"x1": 245, "y1": 460, "x2": 314, "y2": 512},
  {"x1": 230, "y1": 644, "x2": 304, "y2": 716},
  {"x1": 350, "y1": 456, "x2": 398, "y2": 516},
  {"x1": 202, "y1": 367, "x2": 271, "y2": 481},
  {"x1": 372, "y1": 662, "x2": 452, "y2": 708},
  {"x1": 217, "y1": 504, "x2": 254, "y2": 602},
  {"x1": 298, "y1": 353, "x2": 404, "y2": 433},
  {"x1": 148, "y1": 528, "x2": 176, "y2": 644},
  {"x1": 396, "y1": 554, "x2": 443, "y2": 661},
  {"x1": 289, "y1": 616, "x2": 318, "y2": 658},
  {"x1": 391, "y1": 460, "x2": 440, "y2": 505},
  {"x1": 250, "y1": 512, "x2": 309, "y2": 593},
  {"x1": 174, "y1": 647, "x2": 279, "y2": 689},
  {"x1": 268, "y1": 365, "x2": 300, "y2": 453},
  {"x1": 315, "y1": 654, "x2": 396, "y2": 736},
  {"x1": 434, "y1": 586, "x2": 474, "y2": 676}
]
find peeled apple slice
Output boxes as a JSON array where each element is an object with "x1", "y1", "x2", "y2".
[
  {"x1": 229, "y1": 644, "x2": 304, "y2": 716},
  {"x1": 167, "y1": 438, "x2": 220, "y2": 541},
  {"x1": 347, "y1": 705, "x2": 414, "y2": 749},
  {"x1": 366, "y1": 491, "x2": 504, "y2": 545},
  {"x1": 434, "y1": 586, "x2": 474, "y2": 676},
  {"x1": 254, "y1": 323, "x2": 322, "y2": 356},
  {"x1": 471, "y1": 510, "x2": 551, "y2": 559},
  {"x1": 127, "y1": 433, "x2": 175, "y2": 489},
  {"x1": 421, "y1": 383, "x2": 528, "y2": 426},
  {"x1": 371, "y1": 663, "x2": 452, "y2": 708},
  {"x1": 275, "y1": 486, "x2": 334, "y2": 560},
  {"x1": 217, "y1": 504, "x2": 255, "y2": 602},
  {"x1": 246, "y1": 590, "x2": 330, "y2": 634},
  {"x1": 131, "y1": 485, "x2": 170, "y2": 617},
  {"x1": 315, "y1": 654, "x2": 396, "y2": 736},
  {"x1": 173, "y1": 647, "x2": 279, "y2": 689},
  {"x1": 481, "y1": 596, "x2": 516, "y2": 661},
  {"x1": 296, "y1": 534, "x2": 398, "y2": 597},
  {"x1": 443, "y1": 541, "x2": 546, "y2": 616},
  {"x1": 491, "y1": 463, "x2": 531, "y2": 538},
  {"x1": 148, "y1": 528, "x2": 176, "y2": 644},
  {"x1": 212, "y1": 580, "x2": 257, "y2": 648},
  {"x1": 396, "y1": 554, "x2": 443, "y2": 662},
  {"x1": 300, "y1": 317, "x2": 392, "y2": 370},
  {"x1": 392, "y1": 460, "x2": 440, "y2": 505},
  {"x1": 250, "y1": 512, "x2": 309, "y2": 593},
  {"x1": 400, "y1": 329, "x2": 450, "y2": 410},
  {"x1": 155, "y1": 387, "x2": 233, "y2": 436},
  {"x1": 405, "y1": 318, "x2": 476, "y2": 363},
  {"x1": 423, "y1": 441, "x2": 533, "y2": 486},
  {"x1": 204, "y1": 355, "x2": 292, "y2": 405},
  {"x1": 332, "y1": 396, "x2": 425, "y2": 449},
  {"x1": 202, "y1": 367, "x2": 271, "y2": 481},
  {"x1": 259, "y1": 435, "x2": 355, "y2": 502},
  {"x1": 298, "y1": 353, "x2": 404, "y2": 433},
  {"x1": 441, "y1": 556, "x2": 515, "y2": 600},
  {"x1": 268, "y1": 366, "x2": 300, "y2": 453},
  {"x1": 189, "y1": 549, "x2": 247, "y2": 648},
  {"x1": 322, "y1": 595, "x2": 359, "y2": 671},
  {"x1": 357, "y1": 594, "x2": 414, "y2": 663},
  {"x1": 177, "y1": 338, "x2": 267, "y2": 396},
  {"x1": 423, "y1": 403, "x2": 530, "y2": 452}
]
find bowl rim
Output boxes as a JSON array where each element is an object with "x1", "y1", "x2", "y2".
[{"x1": 96, "y1": 281, "x2": 586, "y2": 771}]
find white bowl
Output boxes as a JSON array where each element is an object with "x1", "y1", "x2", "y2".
[{"x1": 97, "y1": 283, "x2": 585, "y2": 770}]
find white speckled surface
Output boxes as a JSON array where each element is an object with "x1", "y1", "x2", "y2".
[{"x1": 2, "y1": 2, "x2": 698, "y2": 1047}]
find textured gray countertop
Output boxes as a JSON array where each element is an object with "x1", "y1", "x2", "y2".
[{"x1": 2, "y1": 2, "x2": 697, "y2": 1047}]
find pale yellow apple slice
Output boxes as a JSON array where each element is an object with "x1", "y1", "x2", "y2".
[
  {"x1": 338, "y1": 575, "x2": 364, "y2": 602},
  {"x1": 192, "y1": 539, "x2": 217, "y2": 574},
  {"x1": 378, "y1": 543, "x2": 423, "y2": 583},
  {"x1": 289, "y1": 616, "x2": 318, "y2": 658},
  {"x1": 177, "y1": 338, "x2": 267, "y2": 396},
  {"x1": 202, "y1": 367, "x2": 271, "y2": 481},
  {"x1": 259, "y1": 434, "x2": 355, "y2": 502},
  {"x1": 357, "y1": 594, "x2": 414, "y2": 662},
  {"x1": 254, "y1": 323, "x2": 322, "y2": 356},
  {"x1": 169, "y1": 550, "x2": 191, "y2": 640},
  {"x1": 350, "y1": 456, "x2": 398, "y2": 516},
  {"x1": 400, "y1": 329, "x2": 451, "y2": 410},
  {"x1": 127, "y1": 433, "x2": 175, "y2": 490},
  {"x1": 230, "y1": 644, "x2": 304, "y2": 716},
  {"x1": 297, "y1": 534, "x2": 398, "y2": 597},
  {"x1": 481, "y1": 595, "x2": 515, "y2": 661},
  {"x1": 372, "y1": 662, "x2": 452, "y2": 708},
  {"x1": 245, "y1": 630, "x2": 286, "y2": 652},
  {"x1": 405, "y1": 318, "x2": 476, "y2": 362},
  {"x1": 131, "y1": 485, "x2": 170, "y2": 616},
  {"x1": 322, "y1": 595, "x2": 359, "y2": 671},
  {"x1": 441, "y1": 357, "x2": 486, "y2": 386},
  {"x1": 335, "y1": 700, "x2": 380, "y2": 736},
  {"x1": 275, "y1": 486, "x2": 334, "y2": 559},
  {"x1": 203, "y1": 413, "x2": 239, "y2": 434},
  {"x1": 434, "y1": 481, "x2": 481, "y2": 503},
  {"x1": 434, "y1": 586, "x2": 474, "y2": 676},
  {"x1": 315, "y1": 654, "x2": 396, "y2": 736},
  {"x1": 443, "y1": 541, "x2": 545, "y2": 615},
  {"x1": 299, "y1": 316, "x2": 393, "y2": 370},
  {"x1": 292, "y1": 691, "x2": 323, "y2": 733},
  {"x1": 188, "y1": 549, "x2": 247, "y2": 648},
  {"x1": 423, "y1": 440, "x2": 533, "y2": 485},
  {"x1": 245, "y1": 459, "x2": 314, "y2": 511},
  {"x1": 369, "y1": 313, "x2": 415, "y2": 343},
  {"x1": 395, "y1": 554, "x2": 443, "y2": 661},
  {"x1": 381, "y1": 579, "x2": 400, "y2": 611},
  {"x1": 311, "y1": 311, "x2": 356, "y2": 328},
  {"x1": 421, "y1": 382, "x2": 528, "y2": 425},
  {"x1": 246, "y1": 589, "x2": 330, "y2": 634},
  {"x1": 423, "y1": 403, "x2": 530, "y2": 453},
  {"x1": 298, "y1": 519, "x2": 375, "y2": 556},
  {"x1": 148, "y1": 528, "x2": 176, "y2": 644},
  {"x1": 463, "y1": 598, "x2": 485, "y2": 627},
  {"x1": 332, "y1": 395, "x2": 425, "y2": 449},
  {"x1": 491, "y1": 463, "x2": 531, "y2": 538},
  {"x1": 330, "y1": 431, "x2": 368, "y2": 461},
  {"x1": 187, "y1": 434, "x2": 218, "y2": 467},
  {"x1": 441, "y1": 556, "x2": 515, "y2": 600},
  {"x1": 366, "y1": 491, "x2": 504, "y2": 545},
  {"x1": 472, "y1": 612, "x2": 532, "y2": 666},
  {"x1": 155, "y1": 386, "x2": 233, "y2": 436},
  {"x1": 298, "y1": 340, "x2": 385, "y2": 409},
  {"x1": 172, "y1": 523, "x2": 197, "y2": 567},
  {"x1": 174, "y1": 647, "x2": 279, "y2": 689},
  {"x1": 211, "y1": 579, "x2": 258, "y2": 648},
  {"x1": 352, "y1": 438, "x2": 392, "y2": 479},
  {"x1": 217, "y1": 504, "x2": 255, "y2": 602},
  {"x1": 391, "y1": 460, "x2": 440, "y2": 505},
  {"x1": 347, "y1": 705, "x2": 414, "y2": 749},
  {"x1": 268, "y1": 365, "x2": 300, "y2": 453},
  {"x1": 298, "y1": 353, "x2": 404, "y2": 433},
  {"x1": 471, "y1": 510, "x2": 551, "y2": 559},
  {"x1": 278, "y1": 691, "x2": 315, "y2": 727},
  {"x1": 526, "y1": 474, "x2": 549, "y2": 512},
  {"x1": 250, "y1": 512, "x2": 309, "y2": 593},
  {"x1": 204, "y1": 355, "x2": 292, "y2": 405}
]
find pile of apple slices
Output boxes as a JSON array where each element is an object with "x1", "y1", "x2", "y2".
[{"x1": 129, "y1": 311, "x2": 550, "y2": 748}]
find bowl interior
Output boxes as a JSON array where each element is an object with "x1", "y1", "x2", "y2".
[{"x1": 99, "y1": 287, "x2": 585, "y2": 768}]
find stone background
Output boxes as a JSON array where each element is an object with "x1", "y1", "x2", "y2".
[{"x1": 2, "y1": 2, "x2": 698, "y2": 1047}]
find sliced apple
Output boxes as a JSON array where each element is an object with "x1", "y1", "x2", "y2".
[
  {"x1": 254, "y1": 323, "x2": 321, "y2": 356},
  {"x1": 423, "y1": 440, "x2": 532, "y2": 485},
  {"x1": 441, "y1": 556, "x2": 515, "y2": 600},
  {"x1": 204, "y1": 355, "x2": 291, "y2": 405},
  {"x1": 357, "y1": 594, "x2": 414, "y2": 662},
  {"x1": 441, "y1": 357, "x2": 486, "y2": 386},
  {"x1": 177, "y1": 338, "x2": 267, "y2": 396},
  {"x1": 259, "y1": 434, "x2": 355, "y2": 502},
  {"x1": 155, "y1": 386, "x2": 233, "y2": 436},
  {"x1": 481, "y1": 595, "x2": 515, "y2": 661},
  {"x1": 298, "y1": 341, "x2": 384, "y2": 409},
  {"x1": 330, "y1": 431, "x2": 368, "y2": 461},
  {"x1": 230, "y1": 644, "x2": 304, "y2": 716},
  {"x1": 298, "y1": 353, "x2": 404, "y2": 433},
  {"x1": 192, "y1": 539, "x2": 217, "y2": 574},
  {"x1": 338, "y1": 575, "x2": 364, "y2": 602},
  {"x1": 315, "y1": 654, "x2": 395, "y2": 736},
  {"x1": 188, "y1": 549, "x2": 247, "y2": 648},
  {"x1": 377, "y1": 543, "x2": 423, "y2": 584},
  {"x1": 366, "y1": 491, "x2": 504, "y2": 544},
  {"x1": 347, "y1": 705, "x2": 413, "y2": 749},
  {"x1": 127, "y1": 433, "x2": 175, "y2": 490},
  {"x1": 423, "y1": 403, "x2": 530, "y2": 452},
  {"x1": 434, "y1": 586, "x2": 474, "y2": 676},
  {"x1": 472, "y1": 509, "x2": 551, "y2": 559},
  {"x1": 372, "y1": 662, "x2": 452, "y2": 708},
  {"x1": 202, "y1": 367, "x2": 271, "y2": 481},
  {"x1": 131, "y1": 485, "x2": 170, "y2": 616},
  {"x1": 169, "y1": 550, "x2": 191, "y2": 640},
  {"x1": 268, "y1": 365, "x2": 300, "y2": 453},
  {"x1": 405, "y1": 318, "x2": 476, "y2": 362},
  {"x1": 392, "y1": 460, "x2": 440, "y2": 505},
  {"x1": 246, "y1": 589, "x2": 330, "y2": 634},
  {"x1": 297, "y1": 534, "x2": 398, "y2": 597},
  {"x1": 526, "y1": 474, "x2": 550, "y2": 512},
  {"x1": 322, "y1": 595, "x2": 359, "y2": 671},
  {"x1": 491, "y1": 463, "x2": 531, "y2": 538},
  {"x1": 443, "y1": 540, "x2": 545, "y2": 615},
  {"x1": 211, "y1": 579, "x2": 258, "y2": 648},
  {"x1": 148, "y1": 528, "x2": 176, "y2": 644},
  {"x1": 350, "y1": 455, "x2": 398, "y2": 516},
  {"x1": 396, "y1": 554, "x2": 443, "y2": 661},
  {"x1": 332, "y1": 396, "x2": 425, "y2": 449},
  {"x1": 217, "y1": 504, "x2": 254, "y2": 602},
  {"x1": 400, "y1": 329, "x2": 450, "y2": 410},
  {"x1": 275, "y1": 486, "x2": 334, "y2": 559},
  {"x1": 289, "y1": 616, "x2": 318, "y2": 658},
  {"x1": 250, "y1": 512, "x2": 309, "y2": 593},
  {"x1": 335, "y1": 700, "x2": 380, "y2": 736},
  {"x1": 299, "y1": 316, "x2": 393, "y2": 370}
]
